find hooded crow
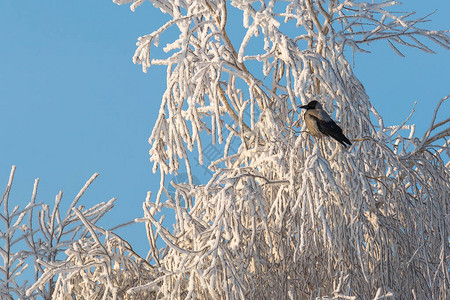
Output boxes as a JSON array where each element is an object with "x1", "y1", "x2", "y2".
[{"x1": 299, "y1": 101, "x2": 352, "y2": 147}]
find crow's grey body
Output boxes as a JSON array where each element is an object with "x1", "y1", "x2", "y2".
[{"x1": 299, "y1": 101, "x2": 352, "y2": 147}]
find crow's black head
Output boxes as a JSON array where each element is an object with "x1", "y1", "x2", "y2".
[{"x1": 299, "y1": 100, "x2": 321, "y2": 110}]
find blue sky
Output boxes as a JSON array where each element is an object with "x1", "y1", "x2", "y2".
[{"x1": 0, "y1": 1, "x2": 448, "y2": 256}]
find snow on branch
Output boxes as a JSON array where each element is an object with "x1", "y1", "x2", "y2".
[
  {"x1": 28, "y1": 208, "x2": 155, "y2": 299},
  {"x1": 0, "y1": 166, "x2": 120, "y2": 299}
]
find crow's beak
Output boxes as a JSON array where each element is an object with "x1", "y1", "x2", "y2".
[{"x1": 299, "y1": 104, "x2": 308, "y2": 109}]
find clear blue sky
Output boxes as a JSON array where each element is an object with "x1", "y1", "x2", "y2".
[{"x1": 0, "y1": 1, "x2": 448, "y2": 255}]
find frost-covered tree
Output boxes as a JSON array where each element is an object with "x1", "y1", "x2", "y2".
[
  {"x1": 0, "y1": 166, "x2": 118, "y2": 299},
  {"x1": 27, "y1": 0, "x2": 449, "y2": 299}
]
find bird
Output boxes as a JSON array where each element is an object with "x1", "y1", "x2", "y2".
[{"x1": 299, "y1": 100, "x2": 352, "y2": 148}]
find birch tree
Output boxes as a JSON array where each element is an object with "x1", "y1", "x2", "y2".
[{"x1": 28, "y1": 0, "x2": 449, "y2": 299}]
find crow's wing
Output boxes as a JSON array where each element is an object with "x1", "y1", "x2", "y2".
[{"x1": 310, "y1": 115, "x2": 352, "y2": 146}]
